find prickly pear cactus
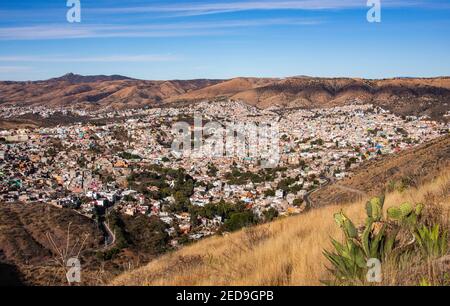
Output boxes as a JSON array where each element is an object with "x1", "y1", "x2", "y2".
[
  {"x1": 415, "y1": 203, "x2": 424, "y2": 215},
  {"x1": 387, "y1": 202, "x2": 423, "y2": 227},
  {"x1": 387, "y1": 206, "x2": 402, "y2": 220},
  {"x1": 325, "y1": 195, "x2": 445, "y2": 285},
  {"x1": 334, "y1": 211, "x2": 357, "y2": 238},
  {"x1": 365, "y1": 196, "x2": 384, "y2": 221},
  {"x1": 399, "y1": 202, "x2": 413, "y2": 217}
]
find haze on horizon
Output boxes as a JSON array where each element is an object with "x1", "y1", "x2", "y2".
[{"x1": 0, "y1": 0, "x2": 450, "y2": 81}]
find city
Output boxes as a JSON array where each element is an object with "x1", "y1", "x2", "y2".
[{"x1": 1, "y1": 99, "x2": 447, "y2": 248}]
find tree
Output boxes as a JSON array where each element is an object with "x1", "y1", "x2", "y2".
[
  {"x1": 46, "y1": 222, "x2": 90, "y2": 285},
  {"x1": 264, "y1": 189, "x2": 276, "y2": 197},
  {"x1": 222, "y1": 211, "x2": 256, "y2": 232},
  {"x1": 125, "y1": 215, "x2": 169, "y2": 254},
  {"x1": 170, "y1": 191, "x2": 190, "y2": 212},
  {"x1": 207, "y1": 163, "x2": 219, "y2": 177},
  {"x1": 293, "y1": 199, "x2": 303, "y2": 207},
  {"x1": 264, "y1": 208, "x2": 279, "y2": 222}
]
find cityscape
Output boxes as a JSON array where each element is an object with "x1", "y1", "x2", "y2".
[
  {"x1": 1, "y1": 100, "x2": 447, "y2": 247},
  {"x1": 0, "y1": 0, "x2": 450, "y2": 293}
]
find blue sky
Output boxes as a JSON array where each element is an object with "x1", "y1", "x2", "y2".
[{"x1": 0, "y1": 0, "x2": 449, "y2": 81}]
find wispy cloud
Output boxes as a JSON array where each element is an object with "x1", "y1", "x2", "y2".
[
  {"x1": 91, "y1": 0, "x2": 429, "y2": 17},
  {"x1": 0, "y1": 66, "x2": 32, "y2": 73},
  {"x1": 94, "y1": 0, "x2": 359, "y2": 14},
  {"x1": 0, "y1": 18, "x2": 321, "y2": 40},
  {"x1": 0, "y1": 55, "x2": 178, "y2": 63}
]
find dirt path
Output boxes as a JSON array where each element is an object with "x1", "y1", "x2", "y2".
[
  {"x1": 303, "y1": 177, "x2": 331, "y2": 208},
  {"x1": 304, "y1": 177, "x2": 367, "y2": 208},
  {"x1": 333, "y1": 184, "x2": 366, "y2": 196}
]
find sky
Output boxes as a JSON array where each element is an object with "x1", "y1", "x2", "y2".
[{"x1": 0, "y1": 0, "x2": 449, "y2": 81}]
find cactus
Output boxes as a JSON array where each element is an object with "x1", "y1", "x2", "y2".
[
  {"x1": 323, "y1": 238, "x2": 366, "y2": 284},
  {"x1": 365, "y1": 196, "x2": 384, "y2": 221},
  {"x1": 383, "y1": 227, "x2": 400, "y2": 257},
  {"x1": 387, "y1": 202, "x2": 411, "y2": 220},
  {"x1": 324, "y1": 196, "x2": 447, "y2": 285},
  {"x1": 326, "y1": 197, "x2": 391, "y2": 284},
  {"x1": 334, "y1": 211, "x2": 357, "y2": 238},
  {"x1": 415, "y1": 203, "x2": 424, "y2": 215},
  {"x1": 333, "y1": 211, "x2": 345, "y2": 226},
  {"x1": 368, "y1": 223, "x2": 387, "y2": 259},
  {"x1": 361, "y1": 218, "x2": 373, "y2": 256},
  {"x1": 387, "y1": 206, "x2": 402, "y2": 220},
  {"x1": 324, "y1": 197, "x2": 426, "y2": 285},
  {"x1": 399, "y1": 202, "x2": 413, "y2": 217},
  {"x1": 387, "y1": 202, "x2": 423, "y2": 227}
]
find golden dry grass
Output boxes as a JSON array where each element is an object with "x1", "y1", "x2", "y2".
[{"x1": 111, "y1": 169, "x2": 450, "y2": 286}]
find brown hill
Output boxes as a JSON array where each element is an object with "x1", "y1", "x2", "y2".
[
  {"x1": 0, "y1": 202, "x2": 103, "y2": 285},
  {"x1": 0, "y1": 201, "x2": 176, "y2": 285},
  {"x1": 1, "y1": 75, "x2": 449, "y2": 121},
  {"x1": 0, "y1": 75, "x2": 223, "y2": 110},
  {"x1": 229, "y1": 77, "x2": 450, "y2": 120},
  {"x1": 168, "y1": 77, "x2": 449, "y2": 121},
  {"x1": 47, "y1": 73, "x2": 135, "y2": 84},
  {"x1": 165, "y1": 77, "x2": 278, "y2": 102}
]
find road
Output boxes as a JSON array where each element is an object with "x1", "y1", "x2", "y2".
[
  {"x1": 303, "y1": 176, "x2": 331, "y2": 209},
  {"x1": 102, "y1": 206, "x2": 117, "y2": 248},
  {"x1": 303, "y1": 177, "x2": 366, "y2": 208},
  {"x1": 71, "y1": 208, "x2": 116, "y2": 250},
  {"x1": 102, "y1": 221, "x2": 116, "y2": 248}
]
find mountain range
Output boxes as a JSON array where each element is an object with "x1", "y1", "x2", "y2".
[{"x1": 1, "y1": 74, "x2": 450, "y2": 121}]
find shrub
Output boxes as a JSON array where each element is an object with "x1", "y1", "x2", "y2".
[
  {"x1": 415, "y1": 225, "x2": 448, "y2": 259},
  {"x1": 263, "y1": 208, "x2": 279, "y2": 222},
  {"x1": 97, "y1": 247, "x2": 121, "y2": 261},
  {"x1": 264, "y1": 189, "x2": 276, "y2": 197},
  {"x1": 293, "y1": 199, "x2": 303, "y2": 207},
  {"x1": 323, "y1": 196, "x2": 445, "y2": 285},
  {"x1": 222, "y1": 211, "x2": 256, "y2": 232}
]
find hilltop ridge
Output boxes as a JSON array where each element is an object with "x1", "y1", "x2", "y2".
[
  {"x1": 47, "y1": 73, "x2": 136, "y2": 84},
  {"x1": 0, "y1": 75, "x2": 449, "y2": 122}
]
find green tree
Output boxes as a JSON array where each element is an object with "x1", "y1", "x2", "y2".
[
  {"x1": 222, "y1": 211, "x2": 256, "y2": 232},
  {"x1": 264, "y1": 208, "x2": 279, "y2": 222}
]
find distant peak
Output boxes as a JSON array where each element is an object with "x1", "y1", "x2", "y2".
[{"x1": 49, "y1": 73, "x2": 134, "y2": 83}]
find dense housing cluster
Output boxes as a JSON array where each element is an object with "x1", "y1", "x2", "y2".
[{"x1": 0, "y1": 100, "x2": 447, "y2": 246}]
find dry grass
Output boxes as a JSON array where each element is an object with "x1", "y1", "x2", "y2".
[{"x1": 111, "y1": 169, "x2": 450, "y2": 286}]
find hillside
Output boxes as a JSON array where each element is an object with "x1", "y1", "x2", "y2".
[
  {"x1": 1, "y1": 75, "x2": 449, "y2": 122},
  {"x1": 169, "y1": 77, "x2": 450, "y2": 121},
  {"x1": 0, "y1": 202, "x2": 103, "y2": 285},
  {"x1": 233, "y1": 77, "x2": 450, "y2": 121},
  {"x1": 165, "y1": 77, "x2": 278, "y2": 102},
  {"x1": 111, "y1": 168, "x2": 450, "y2": 286},
  {"x1": 0, "y1": 201, "x2": 178, "y2": 285},
  {"x1": 111, "y1": 136, "x2": 450, "y2": 286},
  {"x1": 310, "y1": 135, "x2": 450, "y2": 206},
  {"x1": 46, "y1": 73, "x2": 135, "y2": 84},
  {"x1": 0, "y1": 74, "x2": 222, "y2": 110}
]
